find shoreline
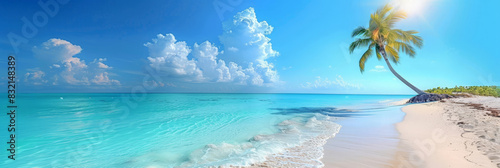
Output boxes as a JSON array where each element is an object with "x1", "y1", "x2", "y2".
[
  {"x1": 241, "y1": 96, "x2": 500, "y2": 167},
  {"x1": 239, "y1": 115, "x2": 342, "y2": 168},
  {"x1": 320, "y1": 99, "x2": 408, "y2": 167},
  {"x1": 394, "y1": 96, "x2": 500, "y2": 168},
  {"x1": 244, "y1": 98, "x2": 408, "y2": 168}
]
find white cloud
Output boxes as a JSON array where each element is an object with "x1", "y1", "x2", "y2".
[
  {"x1": 192, "y1": 41, "x2": 231, "y2": 82},
  {"x1": 97, "y1": 62, "x2": 109, "y2": 69},
  {"x1": 143, "y1": 80, "x2": 173, "y2": 89},
  {"x1": 145, "y1": 34, "x2": 203, "y2": 82},
  {"x1": 227, "y1": 61, "x2": 248, "y2": 84},
  {"x1": 24, "y1": 70, "x2": 48, "y2": 85},
  {"x1": 227, "y1": 47, "x2": 238, "y2": 52},
  {"x1": 301, "y1": 75, "x2": 360, "y2": 89},
  {"x1": 28, "y1": 38, "x2": 120, "y2": 86},
  {"x1": 91, "y1": 72, "x2": 120, "y2": 85},
  {"x1": 144, "y1": 7, "x2": 280, "y2": 86},
  {"x1": 92, "y1": 58, "x2": 111, "y2": 69},
  {"x1": 33, "y1": 38, "x2": 82, "y2": 63},
  {"x1": 219, "y1": 7, "x2": 279, "y2": 84},
  {"x1": 370, "y1": 65, "x2": 387, "y2": 72}
]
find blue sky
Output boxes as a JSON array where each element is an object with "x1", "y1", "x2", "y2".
[{"x1": 1, "y1": 0, "x2": 499, "y2": 94}]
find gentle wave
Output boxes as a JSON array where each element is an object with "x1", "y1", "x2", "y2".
[{"x1": 126, "y1": 114, "x2": 341, "y2": 168}]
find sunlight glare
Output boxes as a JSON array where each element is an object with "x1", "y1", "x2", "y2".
[{"x1": 394, "y1": 0, "x2": 428, "y2": 15}]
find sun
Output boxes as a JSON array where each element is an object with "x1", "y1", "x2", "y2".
[{"x1": 394, "y1": 0, "x2": 428, "y2": 15}]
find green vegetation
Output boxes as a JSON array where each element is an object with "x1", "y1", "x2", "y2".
[
  {"x1": 349, "y1": 4, "x2": 425, "y2": 95},
  {"x1": 426, "y1": 86, "x2": 500, "y2": 97}
]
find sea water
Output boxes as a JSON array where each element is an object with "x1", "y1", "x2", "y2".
[{"x1": 0, "y1": 93, "x2": 411, "y2": 167}]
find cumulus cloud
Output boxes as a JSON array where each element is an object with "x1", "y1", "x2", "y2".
[
  {"x1": 33, "y1": 38, "x2": 82, "y2": 63},
  {"x1": 91, "y1": 72, "x2": 120, "y2": 85},
  {"x1": 219, "y1": 7, "x2": 279, "y2": 84},
  {"x1": 24, "y1": 70, "x2": 48, "y2": 85},
  {"x1": 301, "y1": 76, "x2": 360, "y2": 89},
  {"x1": 27, "y1": 38, "x2": 120, "y2": 86},
  {"x1": 144, "y1": 7, "x2": 280, "y2": 86},
  {"x1": 192, "y1": 41, "x2": 233, "y2": 82},
  {"x1": 145, "y1": 34, "x2": 203, "y2": 82},
  {"x1": 92, "y1": 58, "x2": 110, "y2": 69},
  {"x1": 370, "y1": 65, "x2": 387, "y2": 72}
]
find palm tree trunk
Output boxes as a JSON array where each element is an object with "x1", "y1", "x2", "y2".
[{"x1": 379, "y1": 48, "x2": 426, "y2": 95}]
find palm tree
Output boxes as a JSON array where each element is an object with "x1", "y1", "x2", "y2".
[{"x1": 349, "y1": 4, "x2": 426, "y2": 95}]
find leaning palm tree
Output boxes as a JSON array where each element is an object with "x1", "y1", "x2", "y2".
[{"x1": 350, "y1": 4, "x2": 425, "y2": 95}]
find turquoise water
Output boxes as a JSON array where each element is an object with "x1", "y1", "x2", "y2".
[{"x1": 1, "y1": 93, "x2": 411, "y2": 167}]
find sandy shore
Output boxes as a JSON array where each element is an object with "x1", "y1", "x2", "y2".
[
  {"x1": 321, "y1": 103, "x2": 405, "y2": 168},
  {"x1": 240, "y1": 96, "x2": 500, "y2": 168},
  {"x1": 243, "y1": 99, "x2": 407, "y2": 168},
  {"x1": 394, "y1": 96, "x2": 500, "y2": 168}
]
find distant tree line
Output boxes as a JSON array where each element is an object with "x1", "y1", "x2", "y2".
[{"x1": 425, "y1": 86, "x2": 500, "y2": 97}]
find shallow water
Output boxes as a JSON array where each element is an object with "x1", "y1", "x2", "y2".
[{"x1": 1, "y1": 93, "x2": 411, "y2": 167}]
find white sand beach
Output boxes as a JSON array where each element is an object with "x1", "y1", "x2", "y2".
[
  {"x1": 394, "y1": 96, "x2": 500, "y2": 168},
  {"x1": 322, "y1": 96, "x2": 500, "y2": 168}
]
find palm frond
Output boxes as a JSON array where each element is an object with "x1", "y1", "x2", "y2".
[
  {"x1": 349, "y1": 38, "x2": 373, "y2": 54},
  {"x1": 410, "y1": 34, "x2": 423, "y2": 48},
  {"x1": 390, "y1": 41, "x2": 416, "y2": 57},
  {"x1": 390, "y1": 56, "x2": 398, "y2": 64},
  {"x1": 392, "y1": 29, "x2": 423, "y2": 48},
  {"x1": 369, "y1": 14, "x2": 382, "y2": 32},
  {"x1": 385, "y1": 45, "x2": 400, "y2": 63},
  {"x1": 385, "y1": 10, "x2": 407, "y2": 27},
  {"x1": 401, "y1": 30, "x2": 423, "y2": 48},
  {"x1": 351, "y1": 27, "x2": 368, "y2": 37},
  {"x1": 392, "y1": 29, "x2": 411, "y2": 41},
  {"x1": 377, "y1": 4, "x2": 393, "y2": 18},
  {"x1": 359, "y1": 44, "x2": 375, "y2": 72}
]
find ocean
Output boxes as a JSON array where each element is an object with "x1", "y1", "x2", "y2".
[{"x1": 1, "y1": 93, "x2": 411, "y2": 167}]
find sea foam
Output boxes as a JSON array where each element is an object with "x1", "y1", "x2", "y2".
[{"x1": 178, "y1": 114, "x2": 341, "y2": 167}]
